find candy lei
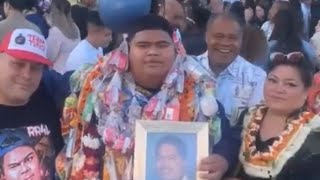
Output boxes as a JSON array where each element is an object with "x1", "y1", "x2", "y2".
[
  {"x1": 97, "y1": 57, "x2": 217, "y2": 180},
  {"x1": 90, "y1": 47, "x2": 216, "y2": 154},
  {"x1": 173, "y1": 29, "x2": 186, "y2": 55},
  {"x1": 58, "y1": 41, "x2": 218, "y2": 180},
  {"x1": 180, "y1": 75, "x2": 196, "y2": 121},
  {"x1": 98, "y1": 56, "x2": 217, "y2": 180},
  {"x1": 78, "y1": 63, "x2": 103, "y2": 115},
  {"x1": 240, "y1": 105, "x2": 320, "y2": 178}
]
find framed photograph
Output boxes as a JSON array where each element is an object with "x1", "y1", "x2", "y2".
[{"x1": 134, "y1": 120, "x2": 209, "y2": 180}]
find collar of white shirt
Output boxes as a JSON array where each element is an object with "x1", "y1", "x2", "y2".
[{"x1": 197, "y1": 51, "x2": 245, "y2": 78}]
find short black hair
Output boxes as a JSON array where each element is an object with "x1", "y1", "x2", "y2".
[
  {"x1": 155, "y1": 135, "x2": 187, "y2": 159},
  {"x1": 127, "y1": 14, "x2": 173, "y2": 42},
  {"x1": 87, "y1": 10, "x2": 105, "y2": 27},
  {"x1": 206, "y1": 13, "x2": 244, "y2": 32},
  {"x1": 1, "y1": 0, "x2": 35, "y2": 11}
]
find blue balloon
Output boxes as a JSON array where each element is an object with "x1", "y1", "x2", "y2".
[{"x1": 98, "y1": 0, "x2": 152, "y2": 32}]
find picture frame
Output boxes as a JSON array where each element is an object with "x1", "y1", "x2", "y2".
[{"x1": 134, "y1": 120, "x2": 209, "y2": 180}]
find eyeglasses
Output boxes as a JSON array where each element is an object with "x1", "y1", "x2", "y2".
[{"x1": 270, "y1": 52, "x2": 304, "y2": 63}]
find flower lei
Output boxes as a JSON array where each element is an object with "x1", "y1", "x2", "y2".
[
  {"x1": 57, "y1": 42, "x2": 218, "y2": 180},
  {"x1": 307, "y1": 72, "x2": 320, "y2": 114},
  {"x1": 239, "y1": 105, "x2": 320, "y2": 178}
]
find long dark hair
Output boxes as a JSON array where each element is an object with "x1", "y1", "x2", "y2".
[
  {"x1": 48, "y1": 0, "x2": 79, "y2": 39},
  {"x1": 254, "y1": 0, "x2": 271, "y2": 26},
  {"x1": 244, "y1": 0, "x2": 255, "y2": 10},
  {"x1": 229, "y1": 1, "x2": 246, "y2": 26},
  {"x1": 269, "y1": 9, "x2": 302, "y2": 54},
  {"x1": 52, "y1": 0, "x2": 71, "y2": 16}
]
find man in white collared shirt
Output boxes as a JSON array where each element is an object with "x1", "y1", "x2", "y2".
[
  {"x1": 65, "y1": 11, "x2": 112, "y2": 72},
  {"x1": 197, "y1": 13, "x2": 266, "y2": 127}
]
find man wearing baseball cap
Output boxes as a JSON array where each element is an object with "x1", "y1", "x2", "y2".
[{"x1": 0, "y1": 28, "x2": 63, "y2": 179}]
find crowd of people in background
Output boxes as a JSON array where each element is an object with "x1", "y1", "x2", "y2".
[
  {"x1": 0, "y1": 0, "x2": 318, "y2": 74},
  {"x1": 0, "y1": 0, "x2": 319, "y2": 179}
]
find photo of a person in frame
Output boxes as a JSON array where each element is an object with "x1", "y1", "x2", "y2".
[
  {"x1": 149, "y1": 134, "x2": 196, "y2": 180},
  {"x1": 0, "y1": 129, "x2": 47, "y2": 180}
]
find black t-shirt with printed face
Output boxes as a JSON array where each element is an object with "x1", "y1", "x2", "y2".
[{"x1": 0, "y1": 82, "x2": 64, "y2": 180}]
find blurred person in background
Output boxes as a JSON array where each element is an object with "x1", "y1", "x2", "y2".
[
  {"x1": 243, "y1": 0, "x2": 256, "y2": 25},
  {"x1": 311, "y1": 20, "x2": 320, "y2": 63},
  {"x1": 158, "y1": 0, "x2": 186, "y2": 31},
  {"x1": 223, "y1": 1, "x2": 232, "y2": 12},
  {"x1": 241, "y1": 25, "x2": 268, "y2": 69},
  {"x1": 158, "y1": 0, "x2": 187, "y2": 55},
  {"x1": 300, "y1": 0, "x2": 312, "y2": 40},
  {"x1": 23, "y1": 0, "x2": 50, "y2": 38},
  {"x1": 261, "y1": 0, "x2": 290, "y2": 39},
  {"x1": 209, "y1": 0, "x2": 224, "y2": 15},
  {"x1": 46, "y1": 0, "x2": 80, "y2": 74},
  {"x1": 229, "y1": 1, "x2": 246, "y2": 26},
  {"x1": 254, "y1": 0, "x2": 270, "y2": 28},
  {"x1": 310, "y1": 0, "x2": 320, "y2": 37},
  {"x1": 0, "y1": 3, "x2": 4, "y2": 20},
  {"x1": 316, "y1": 19, "x2": 320, "y2": 32},
  {"x1": 0, "y1": 0, "x2": 41, "y2": 41},
  {"x1": 181, "y1": 0, "x2": 211, "y2": 55},
  {"x1": 38, "y1": 0, "x2": 51, "y2": 13},
  {"x1": 269, "y1": 9, "x2": 318, "y2": 70},
  {"x1": 65, "y1": 10, "x2": 112, "y2": 72},
  {"x1": 287, "y1": 0, "x2": 304, "y2": 39},
  {"x1": 71, "y1": 0, "x2": 96, "y2": 39}
]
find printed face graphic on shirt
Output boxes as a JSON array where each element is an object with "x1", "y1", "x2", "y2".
[
  {"x1": 0, "y1": 125, "x2": 54, "y2": 180},
  {"x1": 2, "y1": 146, "x2": 41, "y2": 180}
]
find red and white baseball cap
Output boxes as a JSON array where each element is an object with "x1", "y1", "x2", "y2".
[{"x1": 0, "y1": 29, "x2": 52, "y2": 66}]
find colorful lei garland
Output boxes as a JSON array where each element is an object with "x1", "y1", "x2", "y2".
[
  {"x1": 56, "y1": 42, "x2": 219, "y2": 180},
  {"x1": 307, "y1": 72, "x2": 320, "y2": 114},
  {"x1": 239, "y1": 105, "x2": 320, "y2": 178}
]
